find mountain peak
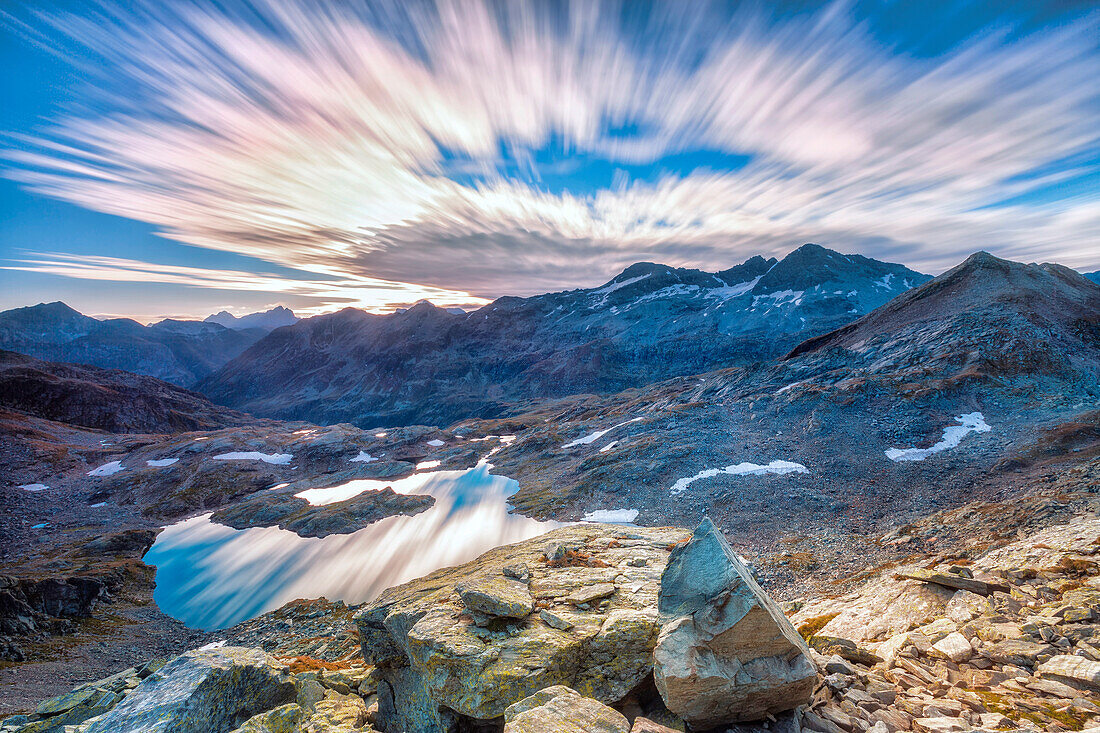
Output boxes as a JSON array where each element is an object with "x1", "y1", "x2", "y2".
[{"x1": 205, "y1": 306, "x2": 298, "y2": 331}]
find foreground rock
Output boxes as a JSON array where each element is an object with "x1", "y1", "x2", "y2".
[
  {"x1": 653, "y1": 519, "x2": 815, "y2": 727},
  {"x1": 355, "y1": 524, "x2": 689, "y2": 732},
  {"x1": 82, "y1": 646, "x2": 296, "y2": 733},
  {"x1": 791, "y1": 513, "x2": 1100, "y2": 732},
  {"x1": 503, "y1": 685, "x2": 629, "y2": 733}
]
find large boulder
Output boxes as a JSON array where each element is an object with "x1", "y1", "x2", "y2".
[
  {"x1": 83, "y1": 646, "x2": 296, "y2": 733},
  {"x1": 354, "y1": 524, "x2": 689, "y2": 733},
  {"x1": 652, "y1": 519, "x2": 815, "y2": 728},
  {"x1": 503, "y1": 685, "x2": 630, "y2": 733}
]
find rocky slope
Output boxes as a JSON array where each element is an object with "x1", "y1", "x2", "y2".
[
  {"x1": 197, "y1": 244, "x2": 928, "y2": 427},
  {"x1": 6, "y1": 486, "x2": 1100, "y2": 733},
  {"x1": 0, "y1": 302, "x2": 265, "y2": 386},
  {"x1": 457, "y1": 252, "x2": 1099, "y2": 539},
  {"x1": 0, "y1": 350, "x2": 256, "y2": 433}
]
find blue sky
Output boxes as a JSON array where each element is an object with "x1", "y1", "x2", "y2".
[{"x1": 1, "y1": 0, "x2": 1097, "y2": 320}]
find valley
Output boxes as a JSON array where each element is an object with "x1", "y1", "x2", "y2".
[{"x1": 1, "y1": 247, "x2": 1098, "y2": 732}]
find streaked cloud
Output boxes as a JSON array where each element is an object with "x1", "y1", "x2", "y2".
[
  {"x1": 2, "y1": 253, "x2": 489, "y2": 315},
  {"x1": 1, "y1": 0, "x2": 1097, "y2": 314}
]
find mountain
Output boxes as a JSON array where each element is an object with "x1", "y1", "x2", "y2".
[
  {"x1": 0, "y1": 349, "x2": 255, "y2": 433},
  {"x1": 204, "y1": 306, "x2": 298, "y2": 331},
  {"x1": 197, "y1": 244, "x2": 929, "y2": 427},
  {"x1": 465, "y1": 251, "x2": 1100, "y2": 537},
  {"x1": 787, "y1": 251, "x2": 1100, "y2": 382},
  {"x1": 0, "y1": 302, "x2": 265, "y2": 386}
]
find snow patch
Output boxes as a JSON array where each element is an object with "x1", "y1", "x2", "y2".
[
  {"x1": 212, "y1": 452, "x2": 293, "y2": 465},
  {"x1": 885, "y1": 412, "x2": 992, "y2": 462},
  {"x1": 147, "y1": 458, "x2": 179, "y2": 467},
  {"x1": 592, "y1": 272, "x2": 651, "y2": 297},
  {"x1": 670, "y1": 460, "x2": 808, "y2": 496},
  {"x1": 31, "y1": 523, "x2": 48, "y2": 529},
  {"x1": 563, "y1": 417, "x2": 644, "y2": 448},
  {"x1": 582, "y1": 509, "x2": 639, "y2": 524},
  {"x1": 416, "y1": 460, "x2": 441, "y2": 470},
  {"x1": 88, "y1": 461, "x2": 124, "y2": 477},
  {"x1": 20, "y1": 483, "x2": 49, "y2": 492},
  {"x1": 350, "y1": 451, "x2": 377, "y2": 463},
  {"x1": 90, "y1": 502, "x2": 107, "y2": 508},
  {"x1": 599, "y1": 441, "x2": 619, "y2": 453},
  {"x1": 426, "y1": 439, "x2": 445, "y2": 447}
]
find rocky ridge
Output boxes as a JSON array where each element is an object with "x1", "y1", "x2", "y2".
[{"x1": 197, "y1": 244, "x2": 928, "y2": 427}]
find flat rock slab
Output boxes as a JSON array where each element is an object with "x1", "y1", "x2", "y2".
[
  {"x1": 895, "y1": 569, "x2": 1009, "y2": 596},
  {"x1": 354, "y1": 523, "x2": 688, "y2": 733},
  {"x1": 504, "y1": 685, "x2": 630, "y2": 733}
]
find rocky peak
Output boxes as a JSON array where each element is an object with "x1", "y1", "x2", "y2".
[{"x1": 753, "y1": 243, "x2": 926, "y2": 295}]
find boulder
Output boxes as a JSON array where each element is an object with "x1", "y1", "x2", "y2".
[
  {"x1": 1039, "y1": 654, "x2": 1100, "y2": 689},
  {"x1": 503, "y1": 685, "x2": 630, "y2": 733},
  {"x1": 354, "y1": 524, "x2": 688, "y2": 733},
  {"x1": 83, "y1": 646, "x2": 296, "y2": 733},
  {"x1": 456, "y1": 573, "x2": 535, "y2": 619},
  {"x1": 652, "y1": 519, "x2": 815, "y2": 728}
]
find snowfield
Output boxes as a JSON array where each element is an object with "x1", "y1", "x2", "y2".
[
  {"x1": 146, "y1": 458, "x2": 179, "y2": 467},
  {"x1": 349, "y1": 451, "x2": 377, "y2": 463},
  {"x1": 19, "y1": 484, "x2": 49, "y2": 492},
  {"x1": 88, "y1": 461, "x2": 124, "y2": 477},
  {"x1": 581, "y1": 509, "x2": 639, "y2": 523},
  {"x1": 885, "y1": 412, "x2": 992, "y2": 462},
  {"x1": 211, "y1": 452, "x2": 293, "y2": 465},
  {"x1": 670, "y1": 460, "x2": 808, "y2": 496},
  {"x1": 562, "y1": 417, "x2": 643, "y2": 448}
]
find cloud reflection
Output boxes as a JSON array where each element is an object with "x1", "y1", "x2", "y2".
[{"x1": 143, "y1": 466, "x2": 562, "y2": 629}]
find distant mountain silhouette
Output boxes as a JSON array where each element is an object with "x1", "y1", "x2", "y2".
[
  {"x1": 204, "y1": 306, "x2": 298, "y2": 331},
  {"x1": 0, "y1": 302, "x2": 264, "y2": 386}
]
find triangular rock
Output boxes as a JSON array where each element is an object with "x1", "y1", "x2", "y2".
[{"x1": 653, "y1": 518, "x2": 816, "y2": 728}]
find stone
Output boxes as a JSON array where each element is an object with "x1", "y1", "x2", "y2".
[
  {"x1": 652, "y1": 519, "x2": 816, "y2": 728},
  {"x1": 503, "y1": 685, "x2": 630, "y2": 733},
  {"x1": 307, "y1": 692, "x2": 368, "y2": 729},
  {"x1": 630, "y1": 717, "x2": 683, "y2": 733},
  {"x1": 354, "y1": 524, "x2": 688, "y2": 733},
  {"x1": 540, "y1": 608, "x2": 575, "y2": 630},
  {"x1": 912, "y1": 718, "x2": 967, "y2": 733},
  {"x1": 930, "y1": 632, "x2": 972, "y2": 662},
  {"x1": 231, "y1": 703, "x2": 305, "y2": 733},
  {"x1": 566, "y1": 583, "x2": 617, "y2": 605},
  {"x1": 1039, "y1": 654, "x2": 1100, "y2": 689},
  {"x1": 984, "y1": 638, "x2": 1056, "y2": 667},
  {"x1": 296, "y1": 678, "x2": 326, "y2": 710},
  {"x1": 895, "y1": 569, "x2": 1009, "y2": 596},
  {"x1": 83, "y1": 646, "x2": 296, "y2": 733},
  {"x1": 36, "y1": 688, "x2": 99, "y2": 716},
  {"x1": 503, "y1": 563, "x2": 531, "y2": 581},
  {"x1": 457, "y1": 574, "x2": 535, "y2": 619}
]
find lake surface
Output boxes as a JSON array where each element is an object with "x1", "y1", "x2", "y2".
[{"x1": 143, "y1": 465, "x2": 562, "y2": 630}]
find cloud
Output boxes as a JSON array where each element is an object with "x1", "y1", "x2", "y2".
[
  {"x1": 0, "y1": 253, "x2": 489, "y2": 315},
  {"x1": 1, "y1": 0, "x2": 1098, "y2": 311}
]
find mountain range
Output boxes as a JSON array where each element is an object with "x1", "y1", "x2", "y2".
[
  {"x1": 197, "y1": 243, "x2": 930, "y2": 426},
  {"x1": 204, "y1": 306, "x2": 298, "y2": 331}
]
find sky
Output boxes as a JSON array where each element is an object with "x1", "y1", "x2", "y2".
[{"x1": 0, "y1": 0, "x2": 1097, "y2": 321}]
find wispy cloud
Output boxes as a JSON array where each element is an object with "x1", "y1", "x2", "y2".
[
  {"x1": 1, "y1": 253, "x2": 489, "y2": 315},
  {"x1": 2, "y1": 0, "x2": 1098, "y2": 312}
]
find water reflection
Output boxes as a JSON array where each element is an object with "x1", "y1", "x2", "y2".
[{"x1": 143, "y1": 465, "x2": 562, "y2": 630}]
